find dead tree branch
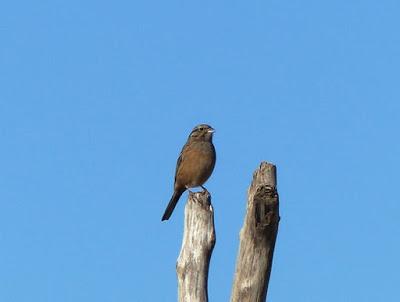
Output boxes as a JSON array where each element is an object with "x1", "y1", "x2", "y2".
[
  {"x1": 177, "y1": 191, "x2": 216, "y2": 302},
  {"x1": 231, "y1": 162, "x2": 280, "y2": 302}
]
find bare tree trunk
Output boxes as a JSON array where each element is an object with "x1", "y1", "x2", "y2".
[
  {"x1": 177, "y1": 191, "x2": 216, "y2": 302},
  {"x1": 231, "y1": 162, "x2": 280, "y2": 302}
]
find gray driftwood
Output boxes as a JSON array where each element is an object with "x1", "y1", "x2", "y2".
[
  {"x1": 231, "y1": 162, "x2": 280, "y2": 302},
  {"x1": 177, "y1": 191, "x2": 216, "y2": 302}
]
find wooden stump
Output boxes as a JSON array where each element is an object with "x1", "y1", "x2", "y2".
[
  {"x1": 177, "y1": 191, "x2": 216, "y2": 302},
  {"x1": 231, "y1": 162, "x2": 280, "y2": 302}
]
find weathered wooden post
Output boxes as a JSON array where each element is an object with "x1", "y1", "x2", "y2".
[
  {"x1": 231, "y1": 162, "x2": 280, "y2": 302},
  {"x1": 174, "y1": 162, "x2": 279, "y2": 302},
  {"x1": 176, "y1": 191, "x2": 216, "y2": 302}
]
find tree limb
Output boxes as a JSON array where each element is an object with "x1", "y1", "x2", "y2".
[
  {"x1": 177, "y1": 191, "x2": 216, "y2": 302},
  {"x1": 231, "y1": 162, "x2": 280, "y2": 302}
]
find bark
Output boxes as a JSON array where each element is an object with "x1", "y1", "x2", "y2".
[
  {"x1": 177, "y1": 191, "x2": 216, "y2": 302},
  {"x1": 231, "y1": 162, "x2": 280, "y2": 302}
]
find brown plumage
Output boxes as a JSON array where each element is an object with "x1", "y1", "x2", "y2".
[{"x1": 162, "y1": 124, "x2": 216, "y2": 221}]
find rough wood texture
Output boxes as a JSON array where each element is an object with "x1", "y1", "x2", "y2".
[
  {"x1": 177, "y1": 191, "x2": 216, "y2": 302},
  {"x1": 231, "y1": 162, "x2": 280, "y2": 302}
]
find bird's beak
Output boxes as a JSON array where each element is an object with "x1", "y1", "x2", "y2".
[{"x1": 208, "y1": 128, "x2": 215, "y2": 133}]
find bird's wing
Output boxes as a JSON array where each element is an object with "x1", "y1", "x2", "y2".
[{"x1": 174, "y1": 142, "x2": 189, "y2": 183}]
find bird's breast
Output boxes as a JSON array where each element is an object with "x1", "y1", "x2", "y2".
[{"x1": 177, "y1": 141, "x2": 216, "y2": 188}]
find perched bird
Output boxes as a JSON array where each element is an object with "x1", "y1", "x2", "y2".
[{"x1": 162, "y1": 124, "x2": 216, "y2": 221}]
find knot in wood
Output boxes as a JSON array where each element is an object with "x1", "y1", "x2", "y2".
[{"x1": 253, "y1": 185, "x2": 279, "y2": 229}]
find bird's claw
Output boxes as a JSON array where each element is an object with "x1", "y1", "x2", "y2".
[{"x1": 201, "y1": 185, "x2": 209, "y2": 193}]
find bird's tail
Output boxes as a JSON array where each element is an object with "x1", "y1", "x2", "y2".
[{"x1": 162, "y1": 188, "x2": 185, "y2": 221}]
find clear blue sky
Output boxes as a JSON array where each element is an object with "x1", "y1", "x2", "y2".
[{"x1": 1, "y1": 1, "x2": 399, "y2": 301}]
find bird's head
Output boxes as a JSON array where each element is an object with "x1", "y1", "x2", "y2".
[{"x1": 189, "y1": 124, "x2": 215, "y2": 142}]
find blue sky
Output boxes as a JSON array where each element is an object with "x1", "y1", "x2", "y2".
[{"x1": 1, "y1": 0, "x2": 399, "y2": 301}]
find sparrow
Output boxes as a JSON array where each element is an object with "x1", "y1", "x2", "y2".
[{"x1": 162, "y1": 124, "x2": 216, "y2": 221}]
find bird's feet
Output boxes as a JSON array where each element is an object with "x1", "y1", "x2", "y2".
[
  {"x1": 200, "y1": 185, "x2": 209, "y2": 193},
  {"x1": 185, "y1": 186, "x2": 209, "y2": 196},
  {"x1": 185, "y1": 186, "x2": 195, "y2": 196}
]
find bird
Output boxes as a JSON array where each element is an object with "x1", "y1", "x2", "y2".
[{"x1": 162, "y1": 124, "x2": 216, "y2": 221}]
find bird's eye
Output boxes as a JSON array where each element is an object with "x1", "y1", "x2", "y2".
[{"x1": 199, "y1": 127, "x2": 204, "y2": 131}]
